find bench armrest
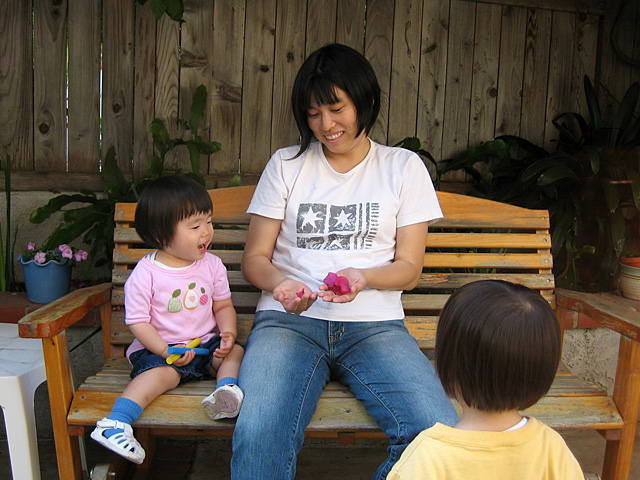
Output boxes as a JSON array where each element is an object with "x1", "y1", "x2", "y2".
[
  {"x1": 556, "y1": 288, "x2": 640, "y2": 341},
  {"x1": 18, "y1": 283, "x2": 112, "y2": 339}
]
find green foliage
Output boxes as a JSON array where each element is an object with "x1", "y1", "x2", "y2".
[
  {"x1": 136, "y1": 0, "x2": 184, "y2": 22},
  {"x1": 398, "y1": 76, "x2": 640, "y2": 292},
  {"x1": 148, "y1": 86, "x2": 222, "y2": 187},
  {"x1": 30, "y1": 85, "x2": 224, "y2": 272}
]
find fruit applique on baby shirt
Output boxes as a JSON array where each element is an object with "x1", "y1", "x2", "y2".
[
  {"x1": 199, "y1": 287, "x2": 208, "y2": 305},
  {"x1": 168, "y1": 289, "x2": 183, "y2": 313},
  {"x1": 183, "y1": 283, "x2": 199, "y2": 310}
]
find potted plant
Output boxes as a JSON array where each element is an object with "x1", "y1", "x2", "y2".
[
  {"x1": 17, "y1": 242, "x2": 88, "y2": 303},
  {"x1": 399, "y1": 76, "x2": 640, "y2": 292}
]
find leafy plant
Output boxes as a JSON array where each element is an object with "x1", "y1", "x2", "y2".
[
  {"x1": 148, "y1": 85, "x2": 223, "y2": 187},
  {"x1": 29, "y1": 85, "x2": 224, "y2": 272},
  {"x1": 136, "y1": 0, "x2": 184, "y2": 22},
  {"x1": 400, "y1": 75, "x2": 640, "y2": 292}
]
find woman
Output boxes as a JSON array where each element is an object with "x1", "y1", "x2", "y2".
[{"x1": 231, "y1": 43, "x2": 458, "y2": 479}]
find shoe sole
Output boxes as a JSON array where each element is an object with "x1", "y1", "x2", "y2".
[{"x1": 202, "y1": 389, "x2": 240, "y2": 420}]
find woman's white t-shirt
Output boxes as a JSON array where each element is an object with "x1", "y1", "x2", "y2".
[{"x1": 247, "y1": 140, "x2": 442, "y2": 322}]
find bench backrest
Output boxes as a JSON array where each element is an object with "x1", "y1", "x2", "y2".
[{"x1": 108, "y1": 184, "x2": 553, "y2": 358}]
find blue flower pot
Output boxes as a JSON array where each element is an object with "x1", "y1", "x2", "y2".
[{"x1": 18, "y1": 255, "x2": 72, "y2": 304}]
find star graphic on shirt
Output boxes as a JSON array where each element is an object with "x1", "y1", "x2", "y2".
[
  {"x1": 335, "y1": 210, "x2": 352, "y2": 229},
  {"x1": 301, "y1": 207, "x2": 321, "y2": 230}
]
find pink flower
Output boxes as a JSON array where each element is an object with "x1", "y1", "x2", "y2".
[
  {"x1": 323, "y1": 272, "x2": 351, "y2": 295},
  {"x1": 79, "y1": 250, "x2": 88, "y2": 260},
  {"x1": 74, "y1": 252, "x2": 83, "y2": 262},
  {"x1": 296, "y1": 289, "x2": 305, "y2": 298},
  {"x1": 27, "y1": 242, "x2": 35, "y2": 251},
  {"x1": 60, "y1": 245, "x2": 73, "y2": 259},
  {"x1": 34, "y1": 252, "x2": 47, "y2": 264}
]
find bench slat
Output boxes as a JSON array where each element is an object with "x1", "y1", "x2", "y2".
[{"x1": 67, "y1": 363, "x2": 618, "y2": 434}]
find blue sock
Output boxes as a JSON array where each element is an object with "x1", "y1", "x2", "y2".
[
  {"x1": 216, "y1": 377, "x2": 238, "y2": 389},
  {"x1": 103, "y1": 397, "x2": 143, "y2": 438}
]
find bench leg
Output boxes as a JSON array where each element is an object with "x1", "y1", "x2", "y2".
[
  {"x1": 602, "y1": 336, "x2": 640, "y2": 480},
  {"x1": 42, "y1": 334, "x2": 84, "y2": 480}
]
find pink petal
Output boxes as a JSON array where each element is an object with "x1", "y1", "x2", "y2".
[
  {"x1": 333, "y1": 276, "x2": 351, "y2": 295},
  {"x1": 323, "y1": 272, "x2": 338, "y2": 288},
  {"x1": 296, "y1": 289, "x2": 304, "y2": 298}
]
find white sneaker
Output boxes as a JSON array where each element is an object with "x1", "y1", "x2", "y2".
[{"x1": 201, "y1": 384, "x2": 244, "y2": 420}]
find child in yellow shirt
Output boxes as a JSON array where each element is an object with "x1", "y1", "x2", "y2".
[{"x1": 389, "y1": 280, "x2": 585, "y2": 480}]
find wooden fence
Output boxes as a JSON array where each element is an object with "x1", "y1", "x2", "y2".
[{"x1": 0, "y1": 0, "x2": 638, "y2": 191}]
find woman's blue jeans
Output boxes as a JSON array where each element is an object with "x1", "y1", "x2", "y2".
[{"x1": 231, "y1": 310, "x2": 458, "y2": 479}]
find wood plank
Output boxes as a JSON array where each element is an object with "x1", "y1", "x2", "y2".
[
  {"x1": 494, "y1": 5, "x2": 526, "y2": 137},
  {"x1": 335, "y1": 0, "x2": 366, "y2": 50},
  {"x1": 179, "y1": 0, "x2": 213, "y2": 172},
  {"x1": 154, "y1": 14, "x2": 180, "y2": 145},
  {"x1": 44, "y1": 333, "x2": 84, "y2": 480},
  {"x1": 387, "y1": 0, "x2": 423, "y2": 145},
  {"x1": 598, "y1": 0, "x2": 633, "y2": 121},
  {"x1": 210, "y1": 0, "x2": 245, "y2": 174},
  {"x1": 416, "y1": 0, "x2": 449, "y2": 169},
  {"x1": 0, "y1": 1, "x2": 33, "y2": 166},
  {"x1": 67, "y1": 0, "x2": 101, "y2": 172},
  {"x1": 271, "y1": 1, "x2": 306, "y2": 153},
  {"x1": 520, "y1": 7, "x2": 552, "y2": 146},
  {"x1": 415, "y1": 272, "x2": 555, "y2": 290},
  {"x1": 132, "y1": 3, "x2": 156, "y2": 180},
  {"x1": 543, "y1": 10, "x2": 574, "y2": 150},
  {"x1": 241, "y1": 0, "x2": 276, "y2": 174},
  {"x1": 555, "y1": 289, "x2": 640, "y2": 341},
  {"x1": 441, "y1": 0, "x2": 475, "y2": 163},
  {"x1": 469, "y1": 2, "x2": 501, "y2": 144},
  {"x1": 427, "y1": 232, "x2": 552, "y2": 249},
  {"x1": 459, "y1": 0, "x2": 604, "y2": 15},
  {"x1": 33, "y1": 0, "x2": 67, "y2": 171},
  {"x1": 306, "y1": 0, "x2": 338, "y2": 55},
  {"x1": 102, "y1": 0, "x2": 135, "y2": 173},
  {"x1": 67, "y1": 377, "x2": 621, "y2": 432},
  {"x1": 421, "y1": 252, "x2": 553, "y2": 269},
  {"x1": 364, "y1": 0, "x2": 395, "y2": 145},
  {"x1": 570, "y1": 13, "x2": 599, "y2": 119}
]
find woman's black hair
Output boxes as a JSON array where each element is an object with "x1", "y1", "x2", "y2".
[
  {"x1": 435, "y1": 280, "x2": 561, "y2": 412},
  {"x1": 291, "y1": 43, "x2": 381, "y2": 157},
  {"x1": 135, "y1": 176, "x2": 213, "y2": 250}
]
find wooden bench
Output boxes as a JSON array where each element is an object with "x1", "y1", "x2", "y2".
[{"x1": 18, "y1": 184, "x2": 639, "y2": 479}]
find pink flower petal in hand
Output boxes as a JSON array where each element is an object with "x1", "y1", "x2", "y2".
[
  {"x1": 296, "y1": 289, "x2": 305, "y2": 298},
  {"x1": 323, "y1": 272, "x2": 350, "y2": 295},
  {"x1": 323, "y1": 272, "x2": 337, "y2": 288},
  {"x1": 333, "y1": 276, "x2": 351, "y2": 295}
]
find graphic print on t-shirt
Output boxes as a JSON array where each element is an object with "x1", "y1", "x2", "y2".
[{"x1": 296, "y1": 202, "x2": 379, "y2": 250}]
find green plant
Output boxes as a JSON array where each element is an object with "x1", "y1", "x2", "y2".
[
  {"x1": 148, "y1": 85, "x2": 223, "y2": 187},
  {"x1": 29, "y1": 85, "x2": 224, "y2": 272},
  {"x1": 400, "y1": 76, "x2": 640, "y2": 292},
  {"x1": 136, "y1": 0, "x2": 184, "y2": 22}
]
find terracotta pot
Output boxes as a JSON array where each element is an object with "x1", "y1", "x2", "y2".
[
  {"x1": 620, "y1": 256, "x2": 640, "y2": 267},
  {"x1": 619, "y1": 261, "x2": 640, "y2": 300}
]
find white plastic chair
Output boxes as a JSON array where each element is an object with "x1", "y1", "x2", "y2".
[{"x1": 0, "y1": 323, "x2": 46, "y2": 480}]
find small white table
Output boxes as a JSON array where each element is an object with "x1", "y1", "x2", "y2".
[{"x1": 0, "y1": 323, "x2": 46, "y2": 480}]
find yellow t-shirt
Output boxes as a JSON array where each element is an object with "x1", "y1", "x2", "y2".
[{"x1": 388, "y1": 417, "x2": 585, "y2": 480}]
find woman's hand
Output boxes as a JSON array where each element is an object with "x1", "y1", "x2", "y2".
[
  {"x1": 214, "y1": 331, "x2": 237, "y2": 358},
  {"x1": 169, "y1": 343, "x2": 196, "y2": 366},
  {"x1": 318, "y1": 268, "x2": 366, "y2": 303},
  {"x1": 273, "y1": 279, "x2": 318, "y2": 314}
]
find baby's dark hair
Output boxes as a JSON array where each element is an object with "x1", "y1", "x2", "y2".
[
  {"x1": 291, "y1": 43, "x2": 381, "y2": 157},
  {"x1": 135, "y1": 176, "x2": 212, "y2": 250},
  {"x1": 435, "y1": 280, "x2": 561, "y2": 412}
]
